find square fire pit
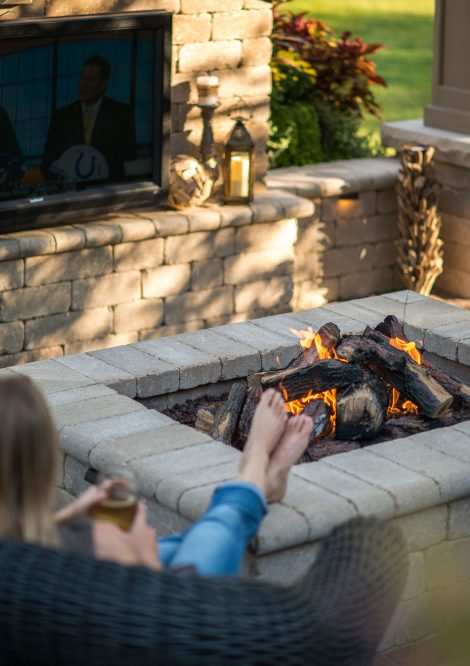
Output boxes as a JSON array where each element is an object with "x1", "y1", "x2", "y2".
[{"x1": 6, "y1": 290, "x2": 470, "y2": 652}]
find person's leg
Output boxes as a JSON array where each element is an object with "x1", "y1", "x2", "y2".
[
  {"x1": 166, "y1": 481, "x2": 266, "y2": 576},
  {"x1": 161, "y1": 393, "x2": 313, "y2": 577},
  {"x1": 158, "y1": 533, "x2": 186, "y2": 567},
  {"x1": 265, "y1": 413, "x2": 313, "y2": 502},
  {"x1": 237, "y1": 388, "x2": 287, "y2": 495},
  {"x1": 164, "y1": 389, "x2": 287, "y2": 576}
]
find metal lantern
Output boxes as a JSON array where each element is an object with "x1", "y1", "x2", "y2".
[{"x1": 223, "y1": 118, "x2": 255, "y2": 204}]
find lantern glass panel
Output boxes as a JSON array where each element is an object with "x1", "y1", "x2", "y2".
[{"x1": 229, "y1": 150, "x2": 251, "y2": 198}]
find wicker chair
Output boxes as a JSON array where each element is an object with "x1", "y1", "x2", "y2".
[{"x1": 0, "y1": 518, "x2": 407, "y2": 666}]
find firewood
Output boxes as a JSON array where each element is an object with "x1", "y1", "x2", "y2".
[
  {"x1": 211, "y1": 382, "x2": 247, "y2": 446},
  {"x1": 373, "y1": 315, "x2": 470, "y2": 406},
  {"x1": 420, "y1": 361, "x2": 470, "y2": 406},
  {"x1": 377, "y1": 314, "x2": 408, "y2": 340},
  {"x1": 396, "y1": 144, "x2": 443, "y2": 295},
  {"x1": 336, "y1": 379, "x2": 388, "y2": 441},
  {"x1": 318, "y1": 322, "x2": 341, "y2": 353},
  {"x1": 288, "y1": 322, "x2": 342, "y2": 370},
  {"x1": 238, "y1": 384, "x2": 263, "y2": 440},
  {"x1": 195, "y1": 408, "x2": 215, "y2": 435},
  {"x1": 301, "y1": 399, "x2": 332, "y2": 441},
  {"x1": 301, "y1": 440, "x2": 361, "y2": 463},
  {"x1": 261, "y1": 358, "x2": 363, "y2": 401},
  {"x1": 336, "y1": 335, "x2": 453, "y2": 418}
]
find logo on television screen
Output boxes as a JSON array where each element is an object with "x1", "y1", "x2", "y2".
[{"x1": 51, "y1": 145, "x2": 109, "y2": 182}]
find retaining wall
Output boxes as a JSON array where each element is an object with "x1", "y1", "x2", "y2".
[{"x1": 0, "y1": 158, "x2": 399, "y2": 366}]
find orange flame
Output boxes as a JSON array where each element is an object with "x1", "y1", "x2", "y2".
[
  {"x1": 285, "y1": 328, "x2": 337, "y2": 430},
  {"x1": 387, "y1": 387, "x2": 419, "y2": 418},
  {"x1": 387, "y1": 337, "x2": 420, "y2": 417},
  {"x1": 389, "y1": 337, "x2": 421, "y2": 365},
  {"x1": 281, "y1": 329, "x2": 422, "y2": 434}
]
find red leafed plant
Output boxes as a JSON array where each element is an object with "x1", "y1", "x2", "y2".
[{"x1": 272, "y1": 1, "x2": 386, "y2": 118}]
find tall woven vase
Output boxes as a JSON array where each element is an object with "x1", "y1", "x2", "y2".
[{"x1": 396, "y1": 144, "x2": 444, "y2": 296}]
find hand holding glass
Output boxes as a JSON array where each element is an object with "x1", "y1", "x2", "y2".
[{"x1": 89, "y1": 468, "x2": 138, "y2": 532}]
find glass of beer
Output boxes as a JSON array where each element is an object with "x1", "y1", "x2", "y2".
[{"x1": 89, "y1": 467, "x2": 138, "y2": 532}]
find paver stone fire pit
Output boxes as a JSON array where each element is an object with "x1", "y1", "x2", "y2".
[{"x1": 6, "y1": 291, "x2": 470, "y2": 651}]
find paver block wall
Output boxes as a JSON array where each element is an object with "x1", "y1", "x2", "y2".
[
  {"x1": 6, "y1": 0, "x2": 272, "y2": 181},
  {"x1": 435, "y1": 162, "x2": 470, "y2": 299},
  {"x1": 268, "y1": 157, "x2": 402, "y2": 309},
  {"x1": 0, "y1": 158, "x2": 400, "y2": 367},
  {"x1": 20, "y1": 291, "x2": 470, "y2": 655}
]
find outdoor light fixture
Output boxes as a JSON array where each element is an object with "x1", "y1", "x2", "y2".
[{"x1": 223, "y1": 118, "x2": 255, "y2": 204}]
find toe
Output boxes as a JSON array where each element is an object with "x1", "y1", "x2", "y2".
[
  {"x1": 300, "y1": 414, "x2": 314, "y2": 434},
  {"x1": 262, "y1": 388, "x2": 274, "y2": 406},
  {"x1": 273, "y1": 392, "x2": 285, "y2": 412}
]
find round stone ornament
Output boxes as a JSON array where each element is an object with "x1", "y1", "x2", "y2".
[{"x1": 168, "y1": 155, "x2": 215, "y2": 209}]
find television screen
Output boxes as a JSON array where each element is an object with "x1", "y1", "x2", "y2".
[{"x1": 0, "y1": 12, "x2": 171, "y2": 228}]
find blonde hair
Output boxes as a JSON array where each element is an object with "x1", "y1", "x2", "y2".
[{"x1": 0, "y1": 374, "x2": 59, "y2": 546}]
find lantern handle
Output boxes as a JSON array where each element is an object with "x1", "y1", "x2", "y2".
[{"x1": 228, "y1": 97, "x2": 253, "y2": 121}]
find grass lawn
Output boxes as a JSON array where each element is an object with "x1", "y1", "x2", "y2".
[{"x1": 281, "y1": 0, "x2": 435, "y2": 143}]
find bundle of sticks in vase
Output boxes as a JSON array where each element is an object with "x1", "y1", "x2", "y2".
[{"x1": 195, "y1": 316, "x2": 470, "y2": 462}]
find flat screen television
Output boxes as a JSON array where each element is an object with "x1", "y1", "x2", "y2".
[{"x1": 0, "y1": 11, "x2": 171, "y2": 232}]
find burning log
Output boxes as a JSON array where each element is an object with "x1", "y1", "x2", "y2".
[
  {"x1": 375, "y1": 315, "x2": 470, "y2": 406},
  {"x1": 288, "y1": 322, "x2": 341, "y2": 370},
  {"x1": 302, "y1": 399, "x2": 332, "y2": 441},
  {"x1": 376, "y1": 315, "x2": 410, "y2": 341},
  {"x1": 211, "y1": 382, "x2": 246, "y2": 445},
  {"x1": 336, "y1": 379, "x2": 388, "y2": 441},
  {"x1": 261, "y1": 358, "x2": 363, "y2": 402},
  {"x1": 336, "y1": 335, "x2": 453, "y2": 419}
]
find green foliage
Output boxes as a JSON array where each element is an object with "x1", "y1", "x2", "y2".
[
  {"x1": 268, "y1": 0, "x2": 387, "y2": 167},
  {"x1": 269, "y1": 97, "x2": 323, "y2": 168},
  {"x1": 272, "y1": 0, "x2": 386, "y2": 118},
  {"x1": 315, "y1": 102, "x2": 375, "y2": 162},
  {"x1": 281, "y1": 0, "x2": 434, "y2": 142},
  {"x1": 268, "y1": 59, "x2": 323, "y2": 168}
]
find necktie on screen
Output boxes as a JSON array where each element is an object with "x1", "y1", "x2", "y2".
[{"x1": 83, "y1": 105, "x2": 94, "y2": 145}]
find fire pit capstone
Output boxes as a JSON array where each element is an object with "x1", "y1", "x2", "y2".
[{"x1": 7, "y1": 290, "x2": 470, "y2": 652}]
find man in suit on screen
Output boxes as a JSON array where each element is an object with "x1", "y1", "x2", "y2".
[
  {"x1": 0, "y1": 106, "x2": 25, "y2": 192},
  {"x1": 41, "y1": 54, "x2": 136, "y2": 182}
]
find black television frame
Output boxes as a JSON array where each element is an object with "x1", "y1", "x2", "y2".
[{"x1": 0, "y1": 11, "x2": 172, "y2": 233}]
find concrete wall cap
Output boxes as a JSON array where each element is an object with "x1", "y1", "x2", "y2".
[
  {"x1": 266, "y1": 157, "x2": 399, "y2": 199},
  {"x1": 0, "y1": 192, "x2": 312, "y2": 261}
]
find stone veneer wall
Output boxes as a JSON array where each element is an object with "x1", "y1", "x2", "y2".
[
  {"x1": 0, "y1": 158, "x2": 399, "y2": 367},
  {"x1": 4, "y1": 0, "x2": 273, "y2": 181}
]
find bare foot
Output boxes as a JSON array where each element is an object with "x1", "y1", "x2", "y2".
[
  {"x1": 238, "y1": 388, "x2": 287, "y2": 494},
  {"x1": 266, "y1": 413, "x2": 313, "y2": 503}
]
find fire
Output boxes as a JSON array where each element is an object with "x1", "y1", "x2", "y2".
[
  {"x1": 281, "y1": 329, "x2": 421, "y2": 431},
  {"x1": 387, "y1": 387, "x2": 419, "y2": 418},
  {"x1": 387, "y1": 337, "x2": 420, "y2": 417},
  {"x1": 285, "y1": 327, "x2": 338, "y2": 429},
  {"x1": 389, "y1": 337, "x2": 421, "y2": 365},
  {"x1": 290, "y1": 327, "x2": 328, "y2": 356}
]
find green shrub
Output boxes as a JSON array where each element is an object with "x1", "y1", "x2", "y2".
[
  {"x1": 269, "y1": 61, "x2": 323, "y2": 167},
  {"x1": 315, "y1": 102, "x2": 373, "y2": 162},
  {"x1": 268, "y1": 0, "x2": 386, "y2": 167}
]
